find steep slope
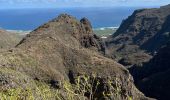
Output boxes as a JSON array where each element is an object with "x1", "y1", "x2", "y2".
[
  {"x1": 0, "y1": 14, "x2": 152, "y2": 99},
  {"x1": 129, "y1": 43, "x2": 170, "y2": 100},
  {"x1": 0, "y1": 30, "x2": 22, "y2": 49},
  {"x1": 104, "y1": 4, "x2": 170, "y2": 100},
  {"x1": 106, "y1": 4, "x2": 170, "y2": 66},
  {"x1": 110, "y1": 4, "x2": 170, "y2": 52}
]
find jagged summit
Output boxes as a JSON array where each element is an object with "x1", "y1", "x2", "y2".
[
  {"x1": 80, "y1": 17, "x2": 93, "y2": 31},
  {"x1": 53, "y1": 13, "x2": 77, "y2": 22},
  {"x1": 17, "y1": 14, "x2": 105, "y2": 52}
]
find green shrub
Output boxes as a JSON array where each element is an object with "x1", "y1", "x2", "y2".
[{"x1": 0, "y1": 75, "x2": 132, "y2": 100}]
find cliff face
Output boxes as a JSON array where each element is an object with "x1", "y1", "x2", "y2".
[
  {"x1": 0, "y1": 14, "x2": 151, "y2": 100},
  {"x1": 106, "y1": 4, "x2": 170, "y2": 67}
]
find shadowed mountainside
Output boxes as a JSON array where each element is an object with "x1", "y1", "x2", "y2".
[
  {"x1": 129, "y1": 43, "x2": 170, "y2": 100},
  {"x1": 106, "y1": 4, "x2": 170, "y2": 67},
  {"x1": 104, "y1": 4, "x2": 170, "y2": 100}
]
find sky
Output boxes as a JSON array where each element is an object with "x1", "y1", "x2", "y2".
[{"x1": 0, "y1": 0, "x2": 170, "y2": 8}]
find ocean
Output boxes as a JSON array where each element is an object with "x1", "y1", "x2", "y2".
[{"x1": 0, "y1": 7, "x2": 141, "y2": 31}]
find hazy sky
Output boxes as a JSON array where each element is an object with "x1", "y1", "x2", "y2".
[{"x1": 0, "y1": 0, "x2": 170, "y2": 8}]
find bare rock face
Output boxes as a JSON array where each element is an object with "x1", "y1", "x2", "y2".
[
  {"x1": 80, "y1": 18, "x2": 98, "y2": 47},
  {"x1": 80, "y1": 17, "x2": 106, "y2": 53},
  {"x1": 0, "y1": 14, "x2": 152, "y2": 100}
]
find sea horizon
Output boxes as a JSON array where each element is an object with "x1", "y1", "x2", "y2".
[{"x1": 0, "y1": 7, "x2": 145, "y2": 31}]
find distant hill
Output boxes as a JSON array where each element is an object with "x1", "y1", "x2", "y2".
[{"x1": 0, "y1": 29, "x2": 23, "y2": 49}]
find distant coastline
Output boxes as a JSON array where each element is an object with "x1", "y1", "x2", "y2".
[
  {"x1": 6, "y1": 30, "x2": 31, "y2": 35},
  {"x1": 93, "y1": 26, "x2": 119, "y2": 30},
  {"x1": 2, "y1": 26, "x2": 118, "y2": 39},
  {"x1": 0, "y1": 7, "x2": 135, "y2": 30},
  {"x1": 3, "y1": 26, "x2": 119, "y2": 34},
  {"x1": 93, "y1": 26, "x2": 118, "y2": 38}
]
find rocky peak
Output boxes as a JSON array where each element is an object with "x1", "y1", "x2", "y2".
[
  {"x1": 79, "y1": 17, "x2": 105, "y2": 51},
  {"x1": 17, "y1": 14, "x2": 106, "y2": 53},
  {"x1": 80, "y1": 17, "x2": 93, "y2": 34},
  {"x1": 52, "y1": 13, "x2": 77, "y2": 23}
]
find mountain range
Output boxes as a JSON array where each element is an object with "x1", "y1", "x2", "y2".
[{"x1": 1, "y1": 4, "x2": 170, "y2": 100}]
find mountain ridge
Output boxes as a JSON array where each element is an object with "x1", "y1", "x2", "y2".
[
  {"x1": 104, "y1": 4, "x2": 170, "y2": 100},
  {"x1": 0, "y1": 14, "x2": 152, "y2": 99},
  {"x1": 106, "y1": 4, "x2": 170, "y2": 67}
]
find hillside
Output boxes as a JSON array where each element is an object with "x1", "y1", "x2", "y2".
[
  {"x1": 0, "y1": 30, "x2": 23, "y2": 49},
  {"x1": 129, "y1": 43, "x2": 170, "y2": 100},
  {"x1": 0, "y1": 14, "x2": 152, "y2": 100},
  {"x1": 104, "y1": 4, "x2": 170, "y2": 100},
  {"x1": 106, "y1": 4, "x2": 170, "y2": 67}
]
